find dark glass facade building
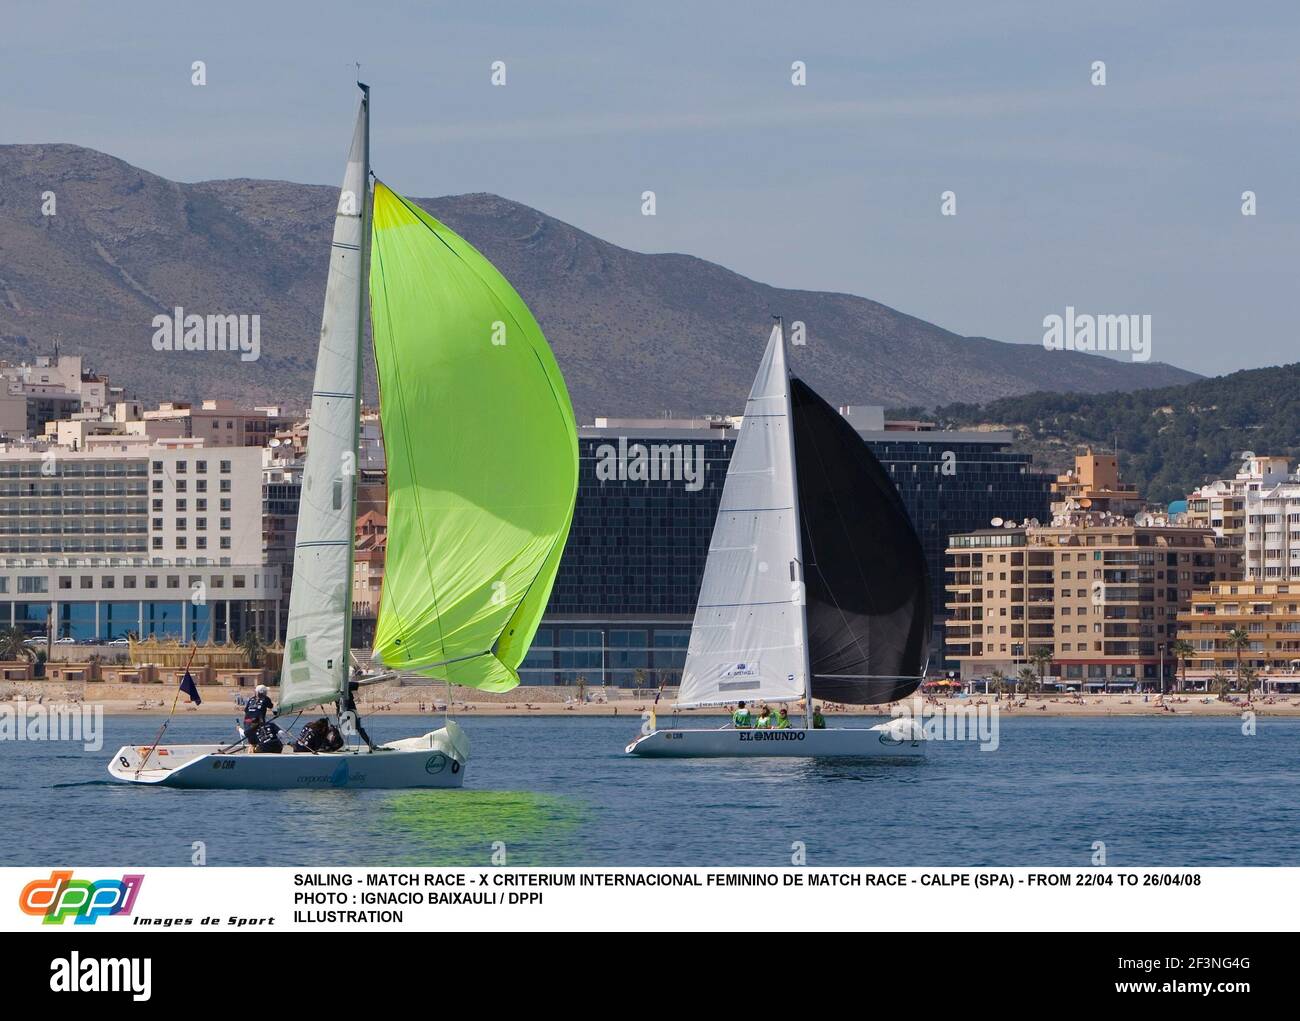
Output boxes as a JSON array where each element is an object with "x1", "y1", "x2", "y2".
[{"x1": 523, "y1": 421, "x2": 1053, "y2": 686}]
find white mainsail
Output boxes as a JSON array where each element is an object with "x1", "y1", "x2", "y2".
[
  {"x1": 279, "y1": 88, "x2": 370, "y2": 713},
  {"x1": 676, "y1": 325, "x2": 809, "y2": 708}
]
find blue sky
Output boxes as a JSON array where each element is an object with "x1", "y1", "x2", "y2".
[{"x1": 4, "y1": 0, "x2": 1297, "y2": 377}]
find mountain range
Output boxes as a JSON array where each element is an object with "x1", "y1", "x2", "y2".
[{"x1": 0, "y1": 143, "x2": 1199, "y2": 417}]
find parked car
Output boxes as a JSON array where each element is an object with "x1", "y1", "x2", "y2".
[
  {"x1": 54, "y1": 637, "x2": 77, "y2": 645},
  {"x1": 107, "y1": 637, "x2": 130, "y2": 647}
]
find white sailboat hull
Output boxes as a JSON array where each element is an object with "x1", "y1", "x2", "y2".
[
  {"x1": 106, "y1": 728, "x2": 467, "y2": 789},
  {"x1": 624, "y1": 718, "x2": 924, "y2": 758}
]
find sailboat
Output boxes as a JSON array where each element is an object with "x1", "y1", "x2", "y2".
[
  {"x1": 625, "y1": 319, "x2": 929, "y2": 758},
  {"x1": 107, "y1": 85, "x2": 578, "y2": 789}
]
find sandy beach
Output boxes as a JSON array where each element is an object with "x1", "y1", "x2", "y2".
[{"x1": 7, "y1": 683, "x2": 1299, "y2": 718}]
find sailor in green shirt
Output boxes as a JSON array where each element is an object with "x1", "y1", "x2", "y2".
[
  {"x1": 774, "y1": 707, "x2": 791, "y2": 729},
  {"x1": 754, "y1": 703, "x2": 773, "y2": 729},
  {"x1": 731, "y1": 701, "x2": 753, "y2": 728},
  {"x1": 812, "y1": 705, "x2": 826, "y2": 729}
]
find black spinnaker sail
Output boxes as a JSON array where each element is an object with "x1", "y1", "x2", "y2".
[{"x1": 790, "y1": 377, "x2": 931, "y2": 704}]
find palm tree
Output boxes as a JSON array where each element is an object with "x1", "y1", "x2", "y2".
[
  {"x1": 1170, "y1": 639, "x2": 1194, "y2": 692},
  {"x1": 1017, "y1": 666, "x2": 1037, "y2": 701},
  {"x1": 0, "y1": 626, "x2": 33, "y2": 663},
  {"x1": 1240, "y1": 665, "x2": 1259, "y2": 700},
  {"x1": 1030, "y1": 646, "x2": 1054, "y2": 696},
  {"x1": 1225, "y1": 627, "x2": 1251, "y2": 691},
  {"x1": 238, "y1": 630, "x2": 265, "y2": 668},
  {"x1": 990, "y1": 668, "x2": 1006, "y2": 700},
  {"x1": 1211, "y1": 671, "x2": 1231, "y2": 701}
]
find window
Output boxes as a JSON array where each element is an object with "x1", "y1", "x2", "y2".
[
  {"x1": 220, "y1": 537, "x2": 231, "y2": 550},
  {"x1": 220, "y1": 518, "x2": 230, "y2": 531},
  {"x1": 145, "y1": 576, "x2": 158, "y2": 589},
  {"x1": 152, "y1": 537, "x2": 163, "y2": 550},
  {"x1": 80, "y1": 576, "x2": 93, "y2": 589},
  {"x1": 18, "y1": 576, "x2": 48, "y2": 594},
  {"x1": 58, "y1": 576, "x2": 72, "y2": 589},
  {"x1": 151, "y1": 460, "x2": 163, "y2": 473},
  {"x1": 220, "y1": 460, "x2": 231, "y2": 473},
  {"x1": 220, "y1": 499, "x2": 231, "y2": 512},
  {"x1": 166, "y1": 576, "x2": 180, "y2": 589},
  {"x1": 196, "y1": 499, "x2": 207, "y2": 511},
  {"x1": 124, "y1": 576, "x2": 137, "y2": 589},
  {"x1": 196, "y1": 518, "x2": 207, "y2": 530},
  {"x1": 219, "y1": 480, "x2": 231, "y2": 493},
  {"x1": 176, "y1": 499, "x2": 187, "y2": 512},
  {"x1": 196, "y1": 537, "x2": 207, "y2": 550},
  {"x1": 176, "y1": 480, "x2": 187, "y2": 494},
  {"x1": 102, "y1": 576, "x2": 115, "y2": 589},
  {"x1": 152, "y1": 499, "x2": 163, "y2": 511},
  {"x1": 176, "y1": 537, "x2": 187, "y2": 550},
  {"x1": 196, "y1": 461, "x2": 207, "y2": 473},
  {"x1": 176, "y1": 461, "x2": 187, "y2": 473}
]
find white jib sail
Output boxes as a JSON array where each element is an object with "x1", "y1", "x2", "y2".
[
  {"x1": 279, "y1": 90, "x2": 369, "y2": 713},
  {"x1": 677, "y1": 326, "x2": 808, "y2": 708}
]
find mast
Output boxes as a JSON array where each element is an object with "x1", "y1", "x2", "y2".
[
  {"x1": 341, "y1": 81, "x2": 370, "y2": 690},
  {"x1": 774, "y1": 316, "x2": 816, "y2": 727}
]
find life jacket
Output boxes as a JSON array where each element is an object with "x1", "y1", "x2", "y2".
[
  {"x1": 774, "y1": 715, "x2": 790, "y2": 729},
  {"x1": 732, "y1": 709, "x2": 752, "y2": 728},
  {"x1": 253, "y1": 722, "x2": 283, "y2": 752},
  {"x1": 754, "y1": 714, "x2": 771, "y2": 729}
]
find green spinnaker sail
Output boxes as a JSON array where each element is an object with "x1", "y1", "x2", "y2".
[{"x1": 368, "y1": 182, "x2": 578, "y2": 691}]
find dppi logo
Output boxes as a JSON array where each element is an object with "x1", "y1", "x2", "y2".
[{"x1": 19, "y1": 870, "x2": 144, "y2": 925}]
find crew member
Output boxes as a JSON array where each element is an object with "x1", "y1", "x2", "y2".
[
  {"x1": 293, "y1": 718, "x2": 343, "y2": 753},
  {"x1": 774, "y1": 707, "x2": 791, "y2": 729},
  {"x1": 754, "y1": 703, "x2": 773, "y2": 729},
  {"x1": 341, "y1": 672, "x2": 374, "y2": 748},
  {"x1": 731, "y1": 701, "x2": 753, "y2": 728},
  {"x1": 242, "y1": 684, "x2": 273, "y2": 744},
  {"x1": 812, "y1": 704, "x2": 826, "y2": 729},
  {"x1": 251, "y1": 719, "x2": 285, "y2": 754}
]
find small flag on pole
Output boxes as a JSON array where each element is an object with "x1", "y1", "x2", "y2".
[{"x1": 179, "y1": 669, "x2": 201, "y2": 706}]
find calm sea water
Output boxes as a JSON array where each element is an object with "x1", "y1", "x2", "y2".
[{"x1": 3, "y1": 712, "x2": 1297, "y2": 867}]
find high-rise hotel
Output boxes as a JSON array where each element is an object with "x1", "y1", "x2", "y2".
[{"x1": 0, "y1": 438, "x2": 280, "y2": 642}]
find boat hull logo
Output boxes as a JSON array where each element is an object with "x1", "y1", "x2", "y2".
[{"x1": 424, "y1": 753, "x2": 448, "y2": 775}]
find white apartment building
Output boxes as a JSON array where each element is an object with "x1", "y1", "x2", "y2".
[
  {"x1": 0, "y1": 438, "x2": 280, "y2": 642},
  {"x1": 1186, "y1": 455, "x2": 1300, "y2": 582},
  {"x1": 1244, "y1": 481, "x2": 1300, "y2": 582}
]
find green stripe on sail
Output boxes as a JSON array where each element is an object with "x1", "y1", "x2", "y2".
[{"x1": 368, "y1": 182, "x2": 578, "y2": 691}]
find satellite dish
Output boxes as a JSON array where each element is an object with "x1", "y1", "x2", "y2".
[
  {"x1": 990, "y1": 517, "x2": 1003, "y2": 527},
  {"x1": 1079, "y1": 498, "x2": 1093, "y2": 508},
  {"x1": 268, "y1": 438, "x2": 281, "y2": 447},
  {"x1": 1028, "y1": 518, "x2": 1040, "y2": 528},
  {"x1": 1135, "y1": 512, "x2": 1151, "y2": 526}
]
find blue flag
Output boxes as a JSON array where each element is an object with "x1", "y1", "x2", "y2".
[{"x1": 179, "y1": 669, "x2": 201, "y2": 706}]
